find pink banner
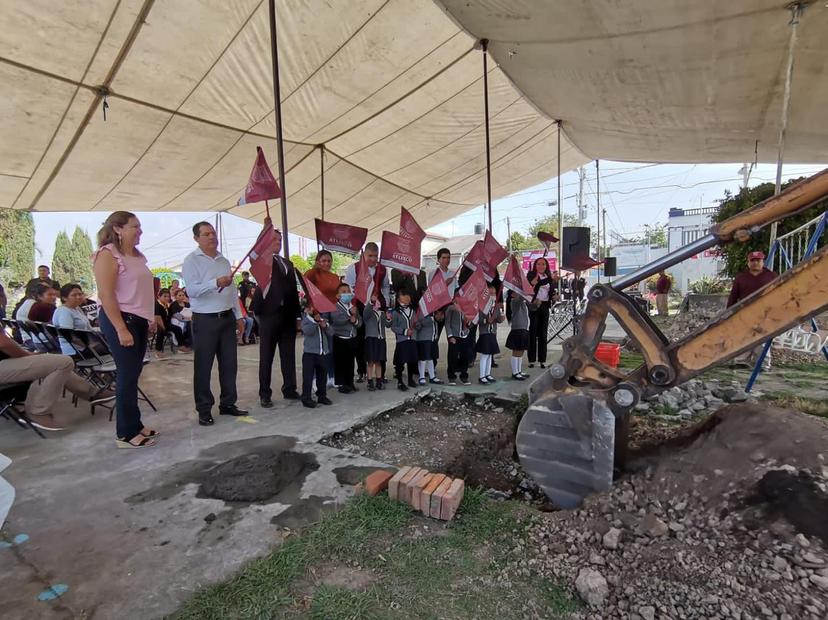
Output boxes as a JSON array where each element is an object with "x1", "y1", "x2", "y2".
[
  {"x1": 237, "y1": 146, "x2": 282, "y2": 206},
  {"x1": 379, "y1": 231, "x2": 421, "y2": 274},
  {"x1": 537, "y1": 230, "x2": 558, "y2": 250},
  {"x1": 521, "y1": 250, "x2": 557, "y2": 272},
  {"x1": 314, "y1": 219, "x2": 368, "y2": 256},
  {"x1": 399, "y1": 207, "x2": 426, "y2": 244},
  {"x1": 353, "y1": 252, "x2": 373, "y2": 305},
  {"x1": 462, "y1": 240, "x2": 496, "y2": 281},
  {"x1": 248, "y1": 226, "x2": 279, "y2": 295},
  {"x1": 303, "y1": 274, "x2": 337, "y2": 313}
]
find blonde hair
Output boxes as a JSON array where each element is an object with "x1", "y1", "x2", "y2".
[{"x1": 97, "y1": 211, "x2": 136, "y2": 252}]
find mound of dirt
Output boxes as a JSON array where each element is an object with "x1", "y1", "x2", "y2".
[
  {"x1": 199, "y1": 448, "x2": 318, "y2": 503},
  {"x1": 516, "y1": 403, "x2": 828, "y2": 619}
]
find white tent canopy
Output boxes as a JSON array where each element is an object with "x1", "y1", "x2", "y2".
[{"x1": 1, "y1": 1, "x2": 825, "y2": 239}]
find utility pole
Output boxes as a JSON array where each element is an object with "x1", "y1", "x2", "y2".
[
  {"x1": 577, "y1": 166, "x2": 586, "y2": 225},
  {"x1": 603, "y1": 208, "x2": 607, "y2": 257},
  {"x1": 506, "y1": 217, "x2": 512, "y2": 252}
]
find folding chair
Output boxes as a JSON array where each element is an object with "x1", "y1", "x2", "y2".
[
  {"x1": 72, "y1": 329, "x2": 157, "y2": 419},
  {"x1": 0, "y1": 382, "x2": 44, "y2": 438}
]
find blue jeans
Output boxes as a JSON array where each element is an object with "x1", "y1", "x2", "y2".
[
  {"x1": 242, "y1": 316, "x2": 254, "y2": 340},
  {"x1": 99, "y1": 310, "x2": 148, "y2": 440}
]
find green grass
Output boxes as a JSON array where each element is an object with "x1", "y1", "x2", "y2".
[
  {"x1": 617, "y1": 351, "x2": 644, "y2": 370},
  {"x1": 173, "y1": 491, "x2": 579, "y2": 620},
  {"x1": 760, "y1": 391, "x2": 828, "y2": 418}
]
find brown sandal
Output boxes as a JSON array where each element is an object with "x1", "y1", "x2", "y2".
[
  {"x1": 116, "y1": 436, "x2": 156, "y2": 449},
  {"x1": 139, "y1": 428, "x2": 159, "y2": 438}
]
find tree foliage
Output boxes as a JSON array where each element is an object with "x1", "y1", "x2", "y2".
[
  {"x1": 0, "y1": 209, "x2": 35, "y2": 289},
  {"x1": 305, "y1": 250, "x2": 353, "y2": 275},
  {"x1": 626, "y1": 224, "x2": 667, "y2": 248},
  {"x1": 52, "y1": 226, "x2": 96, "y2": 291},
  {"x1": 509, "y1": 214, "x2": 579, "y2": 251},
  {"x1": 712, "y1": 178, "x2": 827, "y2": 277}
]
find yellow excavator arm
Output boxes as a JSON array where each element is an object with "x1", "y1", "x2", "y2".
[{"x1": 517, "y1": 169, "x2": 828, "y2": 508}]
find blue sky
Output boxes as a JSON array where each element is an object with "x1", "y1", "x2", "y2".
[{"x1": 32, "y1": 161, "x2": 825, "y2": 272}]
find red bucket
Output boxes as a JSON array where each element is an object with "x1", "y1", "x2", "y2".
[{"x1": 595, "y1": 342, "x2": 621, "y2": 368}]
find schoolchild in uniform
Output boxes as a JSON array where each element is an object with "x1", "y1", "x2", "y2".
[
  {"x1": 414, "y1": 309, "x2": 444, "y2": 385},
  {"x1": 331, "y1": 283, "x2": 362, "y2": 394},
  {"x1": 300, "y1": 304, "x2": 334, "y2": 408},
  {"x1": 362, "y1": 294, "x2": 390, "y2": 391},
  {"x1": 505, "y1": 291, "x2": 531, "y2": 380},
  {"x1": 476, "y1": 283, "x2": 504, "y2": 384},
  {"x1": 389, "y1": 289, "x2": 418, "y2": 391},
  {"x1": 444, "y1": 299, "x2": 471, "y2": 386}
]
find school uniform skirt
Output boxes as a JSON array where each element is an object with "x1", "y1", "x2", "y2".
[
  {"x1": 394, "y1": 339, "x2": 419, "y2": 366},
  {"x1": 416, "y1": 340, "x2": 438, "y2": 361},
  {"x1": 505, "y1": 329, "x2": 530, "y2": 351},
  {"x1": 364, "y1": 336, "x2": 387, "y2": 363},
  {"x1": 476, "y1": 332, "x2": 500, "y2": 355}
]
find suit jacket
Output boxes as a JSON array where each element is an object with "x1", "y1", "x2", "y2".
[
  {"x1": 390, "y1": 269, "x2": 427, "y2": 304},
  {"x1": 249, "y1": 255, "x2": 301, "y2": 319}
]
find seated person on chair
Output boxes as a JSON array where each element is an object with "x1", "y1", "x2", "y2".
[
  {"x1": 154, "y1": 288, "x2": 190, "y2": 354},
  {"x1": 52, "y1": 283, "x2": 95, "y2": 357},
  {"x1": 0, "y1": 330, "x2": 114, "y2": 432}
]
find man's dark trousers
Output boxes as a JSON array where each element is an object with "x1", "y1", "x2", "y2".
[
  {"x1": 302, "y1": 353, "x2": 328, "y2": 401},
  {"x1": 258, "y1": 313, "x2": 297, "y2": 399},
  {"x1": 192, "y1": 312, "x2": 238, "y2": 414}
]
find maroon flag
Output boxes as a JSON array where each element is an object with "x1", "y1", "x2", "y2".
[
  {"x1": 238, "y1": 146, "x2": 282, "y2": 206},
  {"x1": 537, "y1": 230, "x2": 559, "y2": 250},
  {"x1": 482, "y1": 230, "x2": 508, "y2": 267},
  {"x1": 502, "y1": 255, "x2": 534, "y2": 300},
  {"x1": 303, "y1": 275, "x2": 337, "y2": 314},
  {"x1": 248, "y1": 225, "x2": 279, "y2": 295},
  {"x1": 399, "y1": 207, "x2": 426, "y2": 244},
  {"x1": 353, "y1": 252, "x2": 373, "y2": 305},
  {"x1": 462, "y1": 240, "x2": 496, "y2": 281},
  {"x1": 379, "y1": 231, "x2": 420, "y2": 274},
  {"x1": 456, "y1": 269, "x2": 493, "y2": 323},
  {"x1": 314, "y1": 219, "x2": 368, "y2": 256},
  {"x1": 418, "y1": 270, "x2": 452, "y2": 317}
]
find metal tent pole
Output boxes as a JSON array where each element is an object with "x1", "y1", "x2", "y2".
[
  {"x1": 557, "y1": 120, "x2": 562, "y2": 261},
  {"x1": 769, "y1": 2, "x2": 804, "y2": 247},
  {"x1": 481, "y1": 39, "x2": 493, "y2": 232},
  {"x1": 320, "y1": 144, "x2": 325, "y2": 221},
  {"x1": 268, "y1": 0, "x2": 290, "y2": 258},
  {"x1": 596, "y1": 160, "x2": 601, "y2": 283}
]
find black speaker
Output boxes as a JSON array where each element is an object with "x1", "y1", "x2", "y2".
[
  {"x1": 561, "y1": 227, "x2": 591, "y2": 270},
  {"x1": 603, "y1": 257, "x2": 617, "y2": 277}
]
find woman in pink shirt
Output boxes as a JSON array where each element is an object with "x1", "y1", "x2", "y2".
[{"x1": 92, "y1": 211, "x2": 158, "y2": 448}]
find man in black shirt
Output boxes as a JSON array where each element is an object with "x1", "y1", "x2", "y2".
[{"x1": 24, "y1": 265, "x2": 60, "y2": 298}]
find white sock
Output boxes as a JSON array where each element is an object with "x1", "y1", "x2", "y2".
[
  {"x1": 517, "y1": 356, "x2": 523, "y2": 373},
  {"x1": 511, "y1": 357, "x2": 519, "y2": 375},
  {"x1": 479, "y1": 354, "x2": 490, "y2": 379},
  {"x1": 486, "y1": 354, "x2": 494, "y2": 376},
  {"x1": 418, "y1": 361, "x2": 426, "y2": 379},
  {"x1": 426, "y1": 360, "x2": 435, "y2": 378}
]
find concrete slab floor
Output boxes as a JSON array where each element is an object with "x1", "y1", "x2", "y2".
[{"x1": 0, "y1": 335, "x2": 542, "y2": 619}]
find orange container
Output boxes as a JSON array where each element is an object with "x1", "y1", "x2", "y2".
[{"x1": 595, "y1": 342, "x2": 621, "y2": 368}]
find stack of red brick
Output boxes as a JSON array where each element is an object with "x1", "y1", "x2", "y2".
[{"x1": 358, "y1": 466, "x2": 465, "y2": 521}]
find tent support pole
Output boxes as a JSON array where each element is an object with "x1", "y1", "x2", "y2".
[
  {"x1": 770, "y1": 1, "x2": 804, "y2": 247},
  {"x1": 268, "y1": 0, "x2": 290, "y2": 258},
  {"x1": 596, "y1": 159, "x2": 601, "y2": 283},
  {"x1": 557, "y1": 120, "x2": 562, "y2": 261},
  {"x1": 481, "y1": 39, "x2": 492, "y2": 232},
  {"x1": 320, "y1": 144, "x2": 325, "y2": 221}
]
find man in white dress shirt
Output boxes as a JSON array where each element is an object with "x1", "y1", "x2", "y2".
[
  {"x1": 344, "y1": 242, "x2": 390, "y2": 382},
  {"x1": 430, "y1": 247, "x2": 456, "y2": 373},
  {"x1": 182, "y1": 222, "x2": 247, "y2": 426}
]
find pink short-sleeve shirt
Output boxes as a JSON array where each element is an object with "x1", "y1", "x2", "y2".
[{"x1": 92, "y1": 244, "x2": 154, "y2": 321}]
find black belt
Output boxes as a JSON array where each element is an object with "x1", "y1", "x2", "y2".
[{"x1": 193, "y1": 310, "x2": 234, "y2": 318}]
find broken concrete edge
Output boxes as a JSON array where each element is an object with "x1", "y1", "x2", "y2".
[{"x1": 316, "y1": 387, "x2": 519, "y2": 447}]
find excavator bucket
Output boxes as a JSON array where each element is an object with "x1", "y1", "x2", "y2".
[{"x1": 516, "y1": 388, "x2": 615, "y2": 508}]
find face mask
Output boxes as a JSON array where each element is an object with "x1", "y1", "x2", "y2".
[
  {"x1": 340, "y1": 293, "x2": 354, "y2": 304},
  {"x1": 398, "y1": 303, "x2": 408, "y2": 308}
]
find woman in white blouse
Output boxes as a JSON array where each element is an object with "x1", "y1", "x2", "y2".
[{"x1": 52, "y1": 284, "x2": 93, "y2": 356}]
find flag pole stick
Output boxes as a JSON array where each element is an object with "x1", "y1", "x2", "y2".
[
  {"x1": 268, "y1": 0, "x2": 289, "y2": 258},
  {"x1": 265, "y1": 199, "x2": 270, "y2": 220}
]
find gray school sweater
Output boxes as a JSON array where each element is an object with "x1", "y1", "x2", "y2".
[
  {"x1": 444, "y1": 304, "x2": 469, "y2": 339},
  {"x1": 302, "y1": 312, "x2": 334, "y2": 355},
  {"x1": 478, "y1": 306, "x2": 504, "y2": 335},
  {"x1": 390, "y1": 306, "x2": 416, "y2": 342},
  {"x1": 363, "y1": 304, "x2": 390, "y2": 339},
  {"x1": 331, "y1": 301, "x2": 362, "y2": 338},
  {"x1": 415, "y1": 314, "x2": 438, "y2": 342},
  {"x1": 509, "y1": 296, "x2": 530, "y2": 331}
]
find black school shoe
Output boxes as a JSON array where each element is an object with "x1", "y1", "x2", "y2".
[
  {"x1": 302, "y1": 399, "x2": 316, "y2": 408},
  {"x1": 317, "y1": 396, "x2": 333, "y2": 405},
  {"x1": 407, "y1": 377, "x2": 418, "y2": 388},
  {"x1": 219, "y1": 406, "x2": 248, "y2": 416},
  {"x1": 397, "y1": 381, "x2": 408, "y2": 391},
  {"x1": 367, "y1": 379, "x2": 376, "y2": 391},
  {"x1": 198, "y1": 412, "x2": 214, "y2": 426}
]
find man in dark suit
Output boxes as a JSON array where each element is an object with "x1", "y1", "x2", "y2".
[
  {"x1": 391, "y1": 268, "x2": 427, "y2": 305},
  {"x1": 249, "y1": 218, "x2": 302, "y2": 407}
]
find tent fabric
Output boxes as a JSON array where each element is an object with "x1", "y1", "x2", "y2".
[
  {"x1": 0, "y1": 0, "x2": 586, "y2": 240},
  {"x1": 2, "y1": 2, "x2": 825, "y2": 240},
  {"x1": 440, "y1": 1, "x2": 828, "y2": 165}
]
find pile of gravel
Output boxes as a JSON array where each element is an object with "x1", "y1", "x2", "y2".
[
  {"x1": 634, "y1": 378, "x2": 753, "y2": 422},
  {"x1": 502, "y1": 405, "x2": 828, "y2": 619}
]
